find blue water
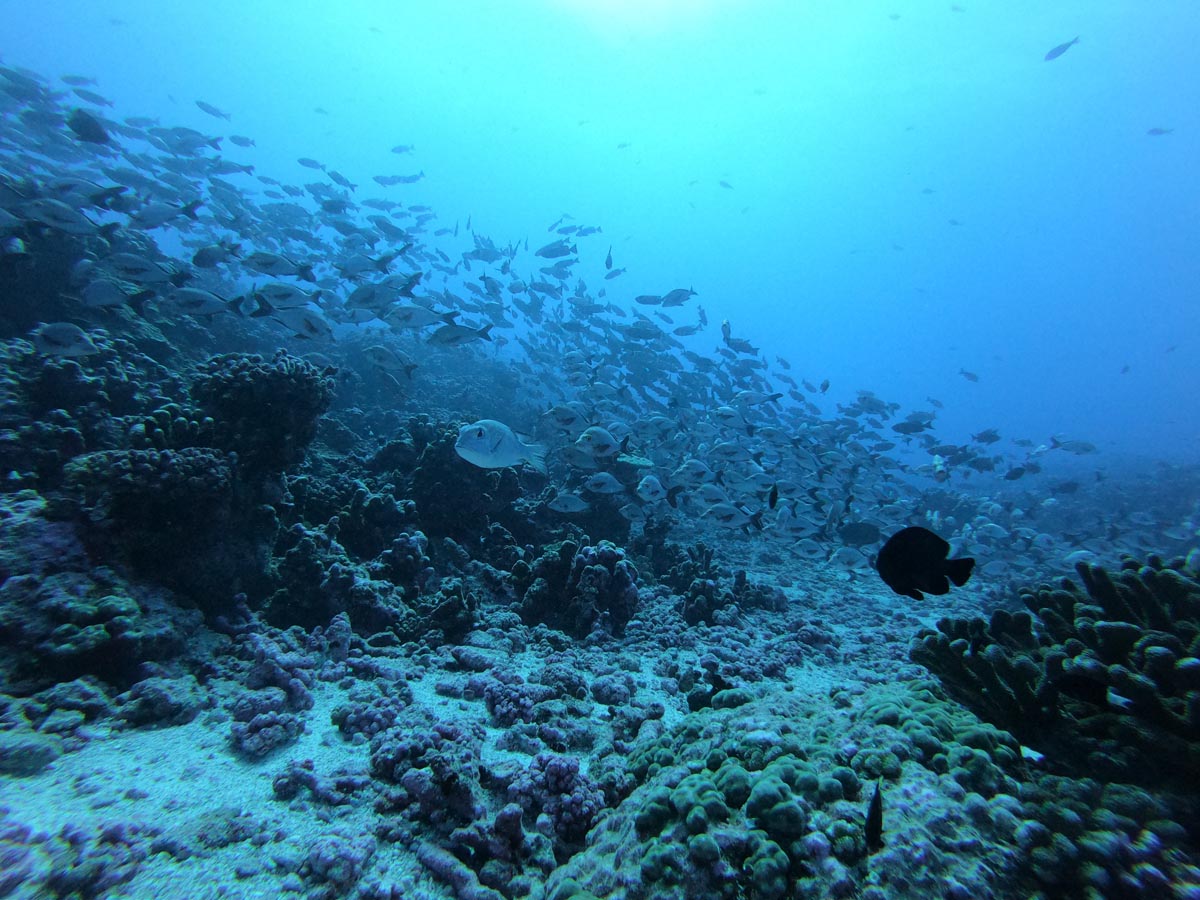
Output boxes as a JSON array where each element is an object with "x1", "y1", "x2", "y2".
[
  {"x1": 3, "y1": 0, "x2": 1196, "y2": 463},
  {"x1": 3, "y1": 5, "x2": 1200, "y2": 899}
]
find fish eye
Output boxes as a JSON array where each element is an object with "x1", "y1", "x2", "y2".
[{"x1": 476, "y1": 428, "x2": 484, "y2": 438}]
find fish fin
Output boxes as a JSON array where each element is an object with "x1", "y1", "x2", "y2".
[
  {"x1": 666, "y1": 485, "x2": 684, "y2": 509},
  {"x1": 249, "y1": 295, "x2": 273, "y2": 317},
  {"x1": 181, "y1": 200, "x2": 202, "y2": 220},
  {"x1": 947, "y1": 557, "x2": 975, "y2": 587},
  {"x1": 523, "y1": 443, "x2": 548, "y2": 475},
  {"x1": 865, "y1": 780, "x2": 884, "y2": 853},
  {"x1": 128, "y1": 290, "x2": 155, "y2": 317}
]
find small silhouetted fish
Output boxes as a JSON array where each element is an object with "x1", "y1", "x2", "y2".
[
  {"x1": 840, "y1": 521, "x2": 881, "y2": 546},
  {"x1": 876, "y1": 526, "x2": 974, "y2": 601},
  {"x1": 73, "y1": 87, "x2": 113, "y2": 106},
  {"x1": 297, "y1": 157, "x2": 325, "y2": 170},
  {"x1": 1044, "y1": 36, "x2": 1079, "y2": 61},
  {"x1": 1003, "y1": 467, "x2": 1026, "y2": 481},
  {"x1": 972, "y1": 428, "x2": 1000, "y2": 444},
  {"x1": 67, "y1": 108, "x2": 110, "y2": 144},
  {"x1": 959, "y1": 368, "x2": 979, "y2": 382},
  {"x1": 719, "y1": 180, "x2": 733, "y2": 189},
  {"x1": 865, "y1": 780, "x2": 884, "y2": 853},
  {"x1": 195, "y1": 100, "x2": 230, "y2": 120},
  {"x1": 605, "y1": 246, "x2": 612, "y2": 270},
  {"x1": 1146, "y1": 128, "x2": 1174, "y2": 136}
]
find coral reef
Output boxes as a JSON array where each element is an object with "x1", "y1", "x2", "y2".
[
  {"x1": 189, "y1": 350, "x2": 336, "y2": 476},
  {"x1": 911, "y1": 556, "x2": 1200, "y2": 788},
  {"x1": 512, "y1": 540, "x2": 642, "y2": 638}
]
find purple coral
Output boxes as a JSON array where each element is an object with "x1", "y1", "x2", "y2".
[
  {"x1": 514, "y1": 540, "x2": 641, "y2": 638},
  {"x1": 508, "y1": 753, "x2": 606, "y2": 848}
]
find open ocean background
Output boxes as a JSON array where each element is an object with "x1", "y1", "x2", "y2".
[{"x1": 4, "y1": 0, "x2": 1197, "y2": 463}]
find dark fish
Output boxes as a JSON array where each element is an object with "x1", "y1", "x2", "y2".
[
  {"x1": 73, "y1": 87, "x2": 113, "y2": 107},
  {"x1": 971, "y1": 428, "x2": 1000, "y2": 444},
  {"x1": 839, "y1": 521, "x2": 881, "y2": 546},
  {"x1": 535, "y1": 238, "x2": 575, "y2": 259},
  {"x1": 876, "y1": 526, "x2": 974, "y2": 601},
  {"x1": 229, "y1": 134, "x2": 256, "y2": 147},
  {"x1": 768, "y1": 484, "x2": 779, "y2": 510},
  {"x1": 297, "y1": 157, "x2": 326, "y2": 170},
  {"x1": 865, "y1": 780, "x2": 884, "y2": 853},
  {"x1": 195, "y1": 99, "x2": 231, "y2": 120},
  {"x1": 1003, "y1": 467, "x2": 1026, "y2": 481},
  {"x1": 374, "y1": 171, "x2": 425, "y2": 185},
  {"x1": 1044, "y1": 36, "x2": 1079, "y2": 61},
  {"x1": 718, "y1": 180, "x2": 733, "y2": 189},
  {"x1": 605, "y1": 245, "x2": 613, "y2": 270},
  {"x1": 1146, "y1": 128, "x2": 1173, "y2": 136},
  {"x1": 958, "y1": 368, "x2": 979, "y2": 382},
  {"x1": 67, "y1": 108, "x2": 110, "y2": 144}
]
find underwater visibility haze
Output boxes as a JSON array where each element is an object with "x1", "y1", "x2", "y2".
[{"x1": 0, "y1": 2, "x2": 1198, "y2": 898}]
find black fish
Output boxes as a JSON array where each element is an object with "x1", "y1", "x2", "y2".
[
  {"x1": 865, "y1": 780, "x2": 884, "y2": 853},
  {"x1": 876, "y1": 526, "x2": 974, "y2": 601},
  {"x1": 768, "y1": 484, "x2": 779, "y2": 510},
  {"x1": 839, "y1": 521, "x2": 881, "y2": 546},
  {"x1": 67, "y1": 108, "x2": 109, "y2": 144},
  {"x1": 1044, "y1": 36, "x2": 1079, "y2": 61}
]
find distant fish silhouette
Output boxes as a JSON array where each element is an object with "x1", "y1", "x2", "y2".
[
  {"x1": 876, "y1": 526, "x2": 974, "y2": 601},
  {"x1": 865, "y1": 780, "x2": 884, "y2": 853},
  {"x1": 1044, "y1": 36, "x2": 1079, "y2": 61},
  {"x1": 1146, "y1": 128, "x2": 1174, "y2": 136}
]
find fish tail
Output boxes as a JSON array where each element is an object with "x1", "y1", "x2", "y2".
[
  {"x1": 947, "y1": 557, "x2": 975, "y2": 587},
  {"x1": 524, "y1": 443, "x2": 548, "y2": 474}
]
